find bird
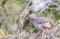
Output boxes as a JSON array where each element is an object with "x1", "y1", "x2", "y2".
[
  {"x1": 29, "y1": 0, "x2": 51, "y2": 13},
  {"x1": 28, "y1": 14, "x2": 51, "y2": 31},
  {"x1": 28, "y1": 14, "x2": 51, "y2": 39},
  {"x1": 25, "y1": 0, "x2": 51, "y2": 31}
]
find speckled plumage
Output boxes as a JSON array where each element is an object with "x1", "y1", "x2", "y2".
[
  {"x1": 28, "y1": 14, "x2": 51, "y2": 30},
  {"x1": 31, "y1": 17, "x2": 51, "y2": 30}
]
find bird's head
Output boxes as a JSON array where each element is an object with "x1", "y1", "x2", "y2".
[{"x1": 28, "y1": 13, "x2": 37, "y2": 20}]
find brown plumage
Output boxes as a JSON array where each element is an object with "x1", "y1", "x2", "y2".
[{"x1": 28, "y1": 14, "x2": 51, "y2": 31}]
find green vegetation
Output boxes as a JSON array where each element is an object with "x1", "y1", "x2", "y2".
[{"x1": 0, "y1": 0, "x2": 60, "y2": 35}]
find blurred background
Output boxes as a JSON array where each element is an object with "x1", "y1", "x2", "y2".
[{"x1": 0, "y1": 0, "x2": 60, "y2": 36}]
